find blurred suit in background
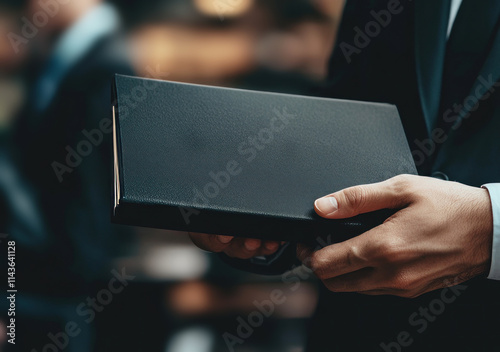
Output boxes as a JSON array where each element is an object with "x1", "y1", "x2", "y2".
[
  {"x1": 0, "y1": 1, "x2": 164, "y2": 351},
  {"x1": 12, "y1": 0, "x2": 133, "y2": 295}
]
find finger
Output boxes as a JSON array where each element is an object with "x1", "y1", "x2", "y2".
[
  {"x1": 296, "y1": 244, "x2": 314, "y2": 265},
  {"x1": 224, "y1": 238, "x2": 261, "y2": 259},
  {"x1": 189, "y1": 232, "x2": 233, "y2": 253},
  {"x1": 258, "y1": 241, "x2": 281, "y2": 256},
  {"x1": 297, "y1": 242, "x2": 368, "y2": 279},
  {"x1": 314, "y1": 175, "x2": 413, "y2": 219},
  {"x1": 297, "y1": 222, "x2": 394, "y2": 279},
  {"x1": 243, "y1": 238, "x2": 262, "y2": 251},
  {"x1": 257, "y1": 241, "x2": 280, "y2": 256},
  {"x1": 217, "y1": 235, "x2": 233, "y2": 244}
]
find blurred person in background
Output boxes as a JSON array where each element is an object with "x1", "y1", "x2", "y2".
[
  {"x1": 0, "y1": 0, "x2": 171, "y2": 351},
  {"x1": 0, "y1": 2, "x2": 27, "y2": 132},
  {"x1": 0, "y1": 1, "x2": 37, "y2": 240}
]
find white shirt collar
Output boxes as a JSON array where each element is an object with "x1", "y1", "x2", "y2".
[{"x1": 447, "y1": 0, "x2": 463, "y2": 38}]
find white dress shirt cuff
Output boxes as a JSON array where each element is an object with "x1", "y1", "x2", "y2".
[{"x1": 483, "y1": 183, "x2": 500, "y2": 280}]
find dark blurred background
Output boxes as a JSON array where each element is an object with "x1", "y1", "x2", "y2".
[{"x1": 0, "y1": 1, "x2": 344, "y2": 351}]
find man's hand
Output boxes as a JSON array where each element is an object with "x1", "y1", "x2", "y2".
[
  {"x1": 189, "y1": 233, "x2": 282, "y2": 259},
  {"x1": 297, "y1": 174, "x2": 494, "y2": 298}
]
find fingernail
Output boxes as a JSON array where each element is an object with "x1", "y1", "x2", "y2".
[
  {"x1": 315, "y1": 196, "x2": 338, "y2": 215},
  {"x1": 244, "y1": 239, "x2": 261, "y2": 251},
  {"x1": 217, "y1": 235, "x2": 233, "y2": 244}
]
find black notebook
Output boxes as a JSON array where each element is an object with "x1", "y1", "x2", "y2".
[{"x1": 112, "y1": 74, "x2": 417, "y2": 243}]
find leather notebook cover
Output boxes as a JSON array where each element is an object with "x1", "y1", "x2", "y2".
[{"x1": 112, "y1": 74, "x2": 417, "y2": 243}]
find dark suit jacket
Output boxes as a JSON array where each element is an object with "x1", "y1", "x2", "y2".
[
  {"x1": 225, "y1": 1, "x2": 500, "y2": 350},
  {"x1": 11, "y1": 33, "x2": 134, "y2": 297}
]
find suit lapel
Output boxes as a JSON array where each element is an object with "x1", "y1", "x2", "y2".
[
  {"x1": 432, "y1": 15, "x2": 500, "y2": 173},
  {"x1": 454, "y1": 22, "x2": 500, "y2": 123},
  {"x1": 414, "y1": 0, "x2": 451, "y2": 133}
]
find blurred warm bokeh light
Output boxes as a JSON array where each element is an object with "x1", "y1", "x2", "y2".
[
  {"x1": 194, "y1": 0, "x2": 255, "y2": 19},
  {"x1": 130, "y1": 25, "x2": 255, "y2": 84}
]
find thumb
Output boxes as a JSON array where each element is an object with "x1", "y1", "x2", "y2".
[{"x1": 314, "y1": 176, "x2": 410, "y2": 219}]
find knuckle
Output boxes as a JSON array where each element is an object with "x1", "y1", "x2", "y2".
[
  {"x1": 372, "y1": 236, "x2": 406, "y2": 263},
  {"x1": 310, "y1": 253, "x2": 329, "y2": 279},
  {"x1": 373, "y1": 239, "x2": 395, "y2": 262},
  {"x1": 342, "y1": 186, "x2": 368, "y2": 212},
  {"x1": 392, "y1": 174, "x2": 413, "y2": 185},
  {"x1": 390, "y1": 174, "x2": 413, "y2": 193},
  {"x1": 389, "y1": 174, "x2": 419, "y2": 202},
  {"x1": 345, "y1": 245, "x2": 367, "y2": 266}
]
